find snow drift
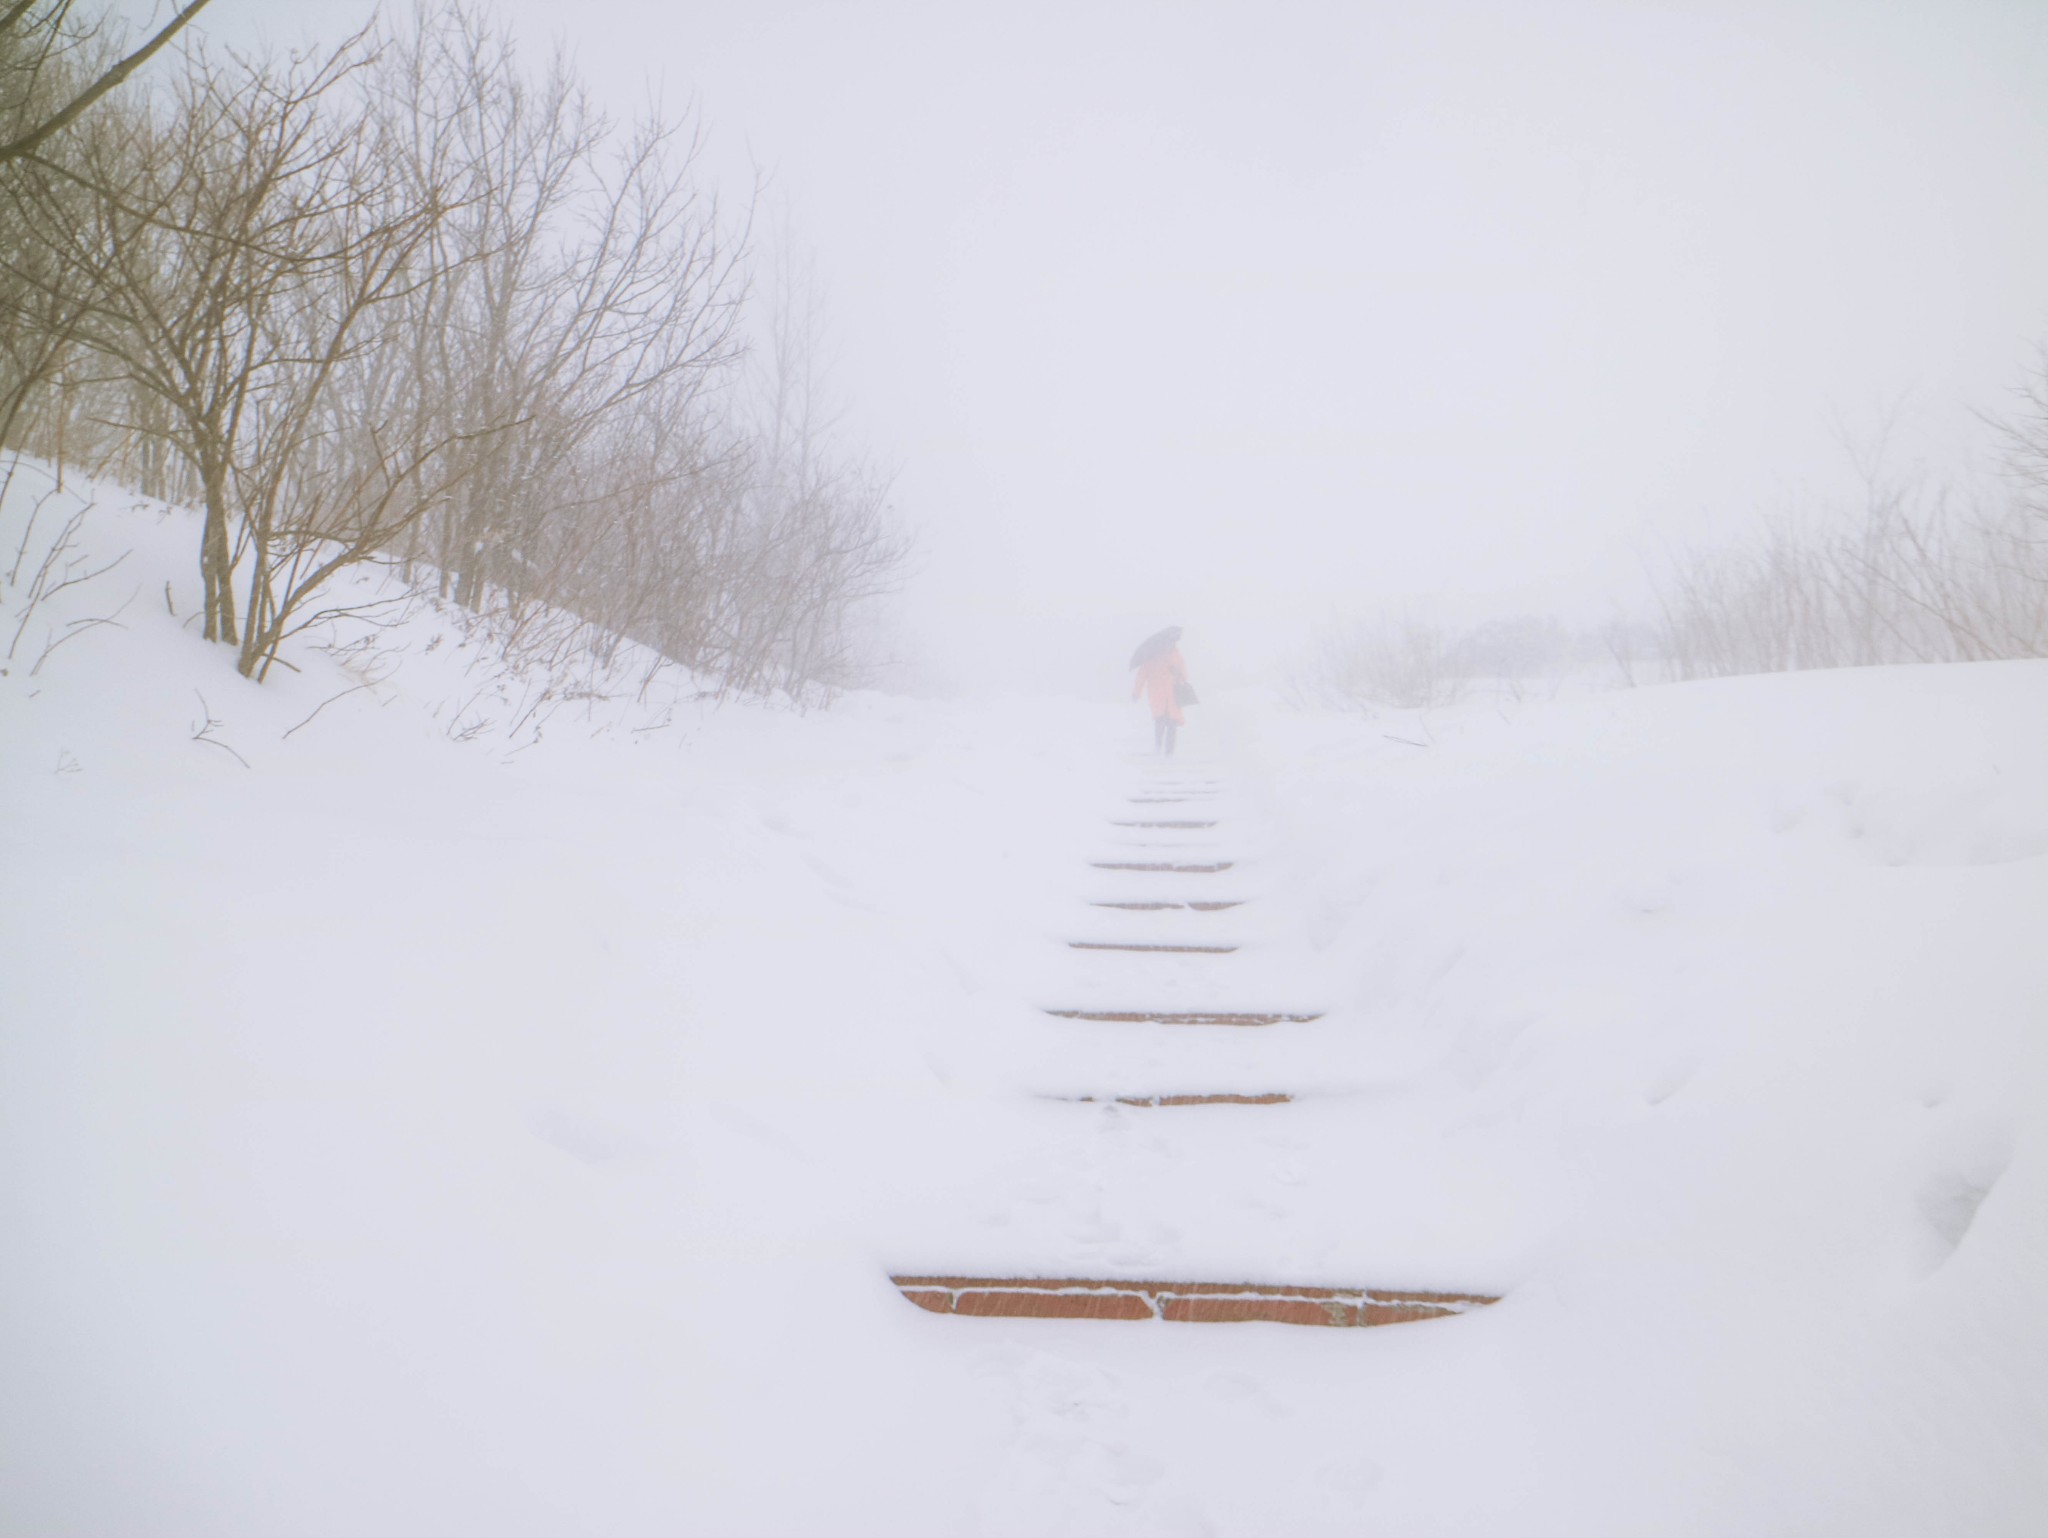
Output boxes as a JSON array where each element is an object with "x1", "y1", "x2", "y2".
[{"x1": 3, "y1": 459, "x2": 2044, "y2": 1536}]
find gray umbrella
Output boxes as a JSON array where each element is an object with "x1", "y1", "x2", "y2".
[{"x1": 1128, "y1": 626, "x2": 1182, "y2": 669}]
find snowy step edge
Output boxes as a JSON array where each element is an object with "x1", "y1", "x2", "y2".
[
  {"x1": 1066, "y1": 940, "x2": 1241, "y2": 954},
  {"x1": 890, "y1": 1275, "x2": 1498, "y2": 1327},
  {"x1": 1043, "y1": 1091, "x2": 1293, "y2": 1107},
  {"x1": 1090, "y1": 899, "x2": 1246, "y2": 911},
  {"x1": 1042, "y1": 1007, "x2": 1324, "y2": 1026},
  {"x1": 1091, "y1": 860, "x2": 1235, "y2": 873}
]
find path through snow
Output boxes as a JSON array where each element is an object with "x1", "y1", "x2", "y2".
[{"x1": 3, "y1": 469, "x2": 2045, "y2": 1536}]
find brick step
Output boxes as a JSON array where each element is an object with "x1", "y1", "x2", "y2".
[
  {"x1": 1111, "y1": 819, "x2": 1219, "y2": 829},
  {"x1": 1061, "y1": 1092, "x2": 1292, "y2": 1107},
  {"x1": 1045, "y1": 1007, "x2": 1322, "y2": 1026},
  {"x1": 1091, "y1": 899, "x2": 1244, "y2": 911},
  {"x1": 1067, "y1": 940, "x2": 1239, "y2": 954},
  {"x1": 1092, "y1": 860, "x2": 1234, "y2": 873},
  {"x1": 892, "y1": 1275, "x2": 1497, "y2": 1327}
]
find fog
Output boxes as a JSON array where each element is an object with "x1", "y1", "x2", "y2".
[
  {"x1": 213, "y1": 0, "x2": 2048, "y2": 695},
  {"x1": 8, "y1": 7, "x2": 2048, "y2": 1527}
]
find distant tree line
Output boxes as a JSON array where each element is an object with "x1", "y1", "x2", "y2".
[
  {"x1": 1293, "y1": 392, "x2": 2048, "y2": 710},
  {"x1": 0, "y1": 1, "x2": 903, "y2": 697},
  {"x1": 1644, "y1": 452, "x2": 2047, "y2": 682}
]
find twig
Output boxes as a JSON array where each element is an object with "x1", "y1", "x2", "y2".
[
  {"x1": 189, "y1": 690, "x2": 250, "y2": 768},
  {"x1": 31, "y1": 607, "x2": 130, "y2": 677},
  {"x1": 508, "y1": 684, "x2": 556, "y2": 738},
  {"x1": 281, "y1": 681, "x2": 372, "y2": 741},
  {"x1": 5, "y1": 480, "x2": 56, "y2": 589},
  {"x1": 6, "y1": 509, "x2": 85, "y2": 660},
  {"x1": 35, "y1": 543, "x2": 125, "y2": 608}
]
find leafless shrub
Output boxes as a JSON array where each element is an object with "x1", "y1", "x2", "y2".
[
  {"x1": 1650, "y1": 472, "x2": 2048, "y2": 680},
  {"x1": 1600, "y1": 615, "x2": 1663, "y2": 689},
  {"x1": 0, "y1": 462, "x2": 129, "y2": 675},
  {"x1": 1291, "y1": 615, "x2": 1467, "y2": 710},
  {"x1": 3, "y1": 1, "x2": 908, "y2": 708},
  {"x1": 1443, "y1": 614, "x2": 1577, "y2": 703}
]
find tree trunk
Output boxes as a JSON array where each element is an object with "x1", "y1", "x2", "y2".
[{"x1": 199, "y1": 454, "x2": 237, "y2": 644}]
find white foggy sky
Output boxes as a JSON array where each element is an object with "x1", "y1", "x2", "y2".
[{"x1": 197, "y1": 0, "x2": 2048, "y2": 692}]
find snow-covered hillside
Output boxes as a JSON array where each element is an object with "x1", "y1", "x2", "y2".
[{"x1": 3, "y1": 458, "x2": 2045, "y2": 1536}]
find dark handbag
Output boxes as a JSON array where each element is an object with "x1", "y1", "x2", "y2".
[{"x1": 1174, "y1": 679, "x2": 1198, "y2": 707}]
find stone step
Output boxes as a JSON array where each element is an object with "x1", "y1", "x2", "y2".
[
  {"x1": 1067, "y1": 940, "x2": 1239, "y2": 954},
  {"x1": 1091, "y1": 899, "x2": 1244, "y2": 911},
  {"x1": 1044, "y1": 1007, "x2": 1321, "y2": 1026},
  {"x1": 1091, "y1": 860, "x2": 1234, "y2": 873},
  {"x1": 892, "y1": 1275, "x2": 1497, "y2": 1327},
  {"x1": 1061, "y1": 1092, "x2": 1292, "y2": 1107}
]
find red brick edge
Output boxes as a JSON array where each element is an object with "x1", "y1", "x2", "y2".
[
  {"x1": 891, "y1": 1275, "x2": 1498, "y2": 1327},
  {"x1": 1091, "y1": 861, "x2": 1235, "y2": 873},
  {"x1": 1067, "y1": 941, "x2": 1240, "y2": 954},
  {"x1": 1091, "y1": 900, "x2": 1244, "y2": 911},
  {"x1": 1045, "y1": 1008, "x2": 1323, "y2": 1026},
  {"x1": 1062, "y1": 1092, "x2": 1294, "y2": 1107}
]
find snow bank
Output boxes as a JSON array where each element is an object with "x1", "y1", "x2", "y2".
[{"x1": 3, "y1": 457, "x2": 2043, "y2": 1535}]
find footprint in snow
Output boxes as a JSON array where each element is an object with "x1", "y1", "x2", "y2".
[
  {"x1": 1203, "y1": 1371, "x2": 1291, "y2": 1420},
  {"x1": 1642, "y1": 1059, "x2": 1695, "y2": 1106},
  {"x1": 525, "y1": 1105, "x2": 649, "y2": 1165},
  {"x1": 968, "y1": 1349, "x2": 1178, "y2": 1537},
  {"x1": 1267, "y1": 1155, "x2": 1309, "y2": 1186},
  {"x1": 1913, "y1": 1112, "x2": 2015, "y2": 1273},
  {"x1": 1315, "y1": 1454, "x2": 1385, "y2": 1502},
  {"x1": 1103, "y1": 1227, "x2": 1182, "y2": 1269}
]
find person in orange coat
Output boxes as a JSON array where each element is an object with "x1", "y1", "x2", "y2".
[{"x1": 1130, "y1": 626, "x2": 1193, "y2": 755}]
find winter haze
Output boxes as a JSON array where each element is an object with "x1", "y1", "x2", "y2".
[
  {"x1": 5, "y1": 3, "x2": 2048, "y2": 1536},
  {"x1": 206, "y1": 0, "x2": 2048, "y2": 692}
]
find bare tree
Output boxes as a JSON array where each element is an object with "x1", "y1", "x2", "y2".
[
  {"x1": 18, "y1": 28, "x2": 490, "y2": 676},
  {"x1": 0, "y1": 0, "x2": 111, "y2": 448},
  {"x1": 704, "y1": 239, "x2": 905, "y2": 701},
  {"x1": 0, "y1": 0, "x2": 212, "y2": 164},
  {"x1": 23, "y1": 36, "x2": 375, "y2": 644},
  {"x1": 0, "y1": 153, "x2": 95, "y2": 448},
  {"x1": 2, "y1": 0, "x2": 911, "y2": 704},
  {"x1": 382, "y1": 7, "x2": 746, "y2": 621}
]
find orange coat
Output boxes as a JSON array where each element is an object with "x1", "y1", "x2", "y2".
[{"x1": 1133, "y1": 648, "x2": 1189, "y2": 724}]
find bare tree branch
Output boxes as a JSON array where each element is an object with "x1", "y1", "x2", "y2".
[{"x1": 0, "y1": 0, "x2": 214, "y2": 163}]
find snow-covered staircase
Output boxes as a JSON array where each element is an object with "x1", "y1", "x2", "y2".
[{"x1": 889, "y1": 757, "x2": 1504, "y2": 1328}]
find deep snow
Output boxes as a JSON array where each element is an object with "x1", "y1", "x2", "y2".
[{"x1": 2, "y1": 458, "x2": 2045, "y2": 1536}]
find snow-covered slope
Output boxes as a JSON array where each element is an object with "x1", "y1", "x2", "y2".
[{"x1": 3, "y1": 458, "x2": 2044, "y2": 1536}]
